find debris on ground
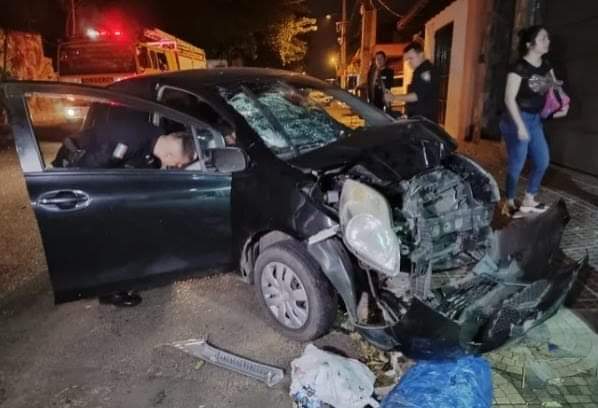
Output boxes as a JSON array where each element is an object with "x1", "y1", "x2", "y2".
[
  {"x1": 150, "y1": 389, "x2": 166, "y2": 406},
  {"x1": 380, "y1": 356, "x2": 493, "y2": 408},
  {"x1": 350, "y1": 332, "x2": 414, "y2": 389},
  {"x1": 290, "y1": 343, "x2": 380, "y2": 408},
  {"x1": 332, "y1": 310, "x2": 355, "y2": 334},
  {"x1": 170, "y1": 338, "x2": 285, "y2": 387}
]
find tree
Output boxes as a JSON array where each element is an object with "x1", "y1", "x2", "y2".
[
  {"x1": 269, "y1": 16, "x2": 317, "y2": 66},
  {"x1": 0, "y1": 0, "x2": 317, "y2": 68},
  {"x1": 159, "y1": 0, "x2": 314, "y2": 68}
]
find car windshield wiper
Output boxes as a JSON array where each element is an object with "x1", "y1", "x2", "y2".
[
  {"x1": 295, "y1": 141, "x2": 328, "y2": 153},
  {"x1": 271, "y1": 145, "x2": 296, "y2": 155}
]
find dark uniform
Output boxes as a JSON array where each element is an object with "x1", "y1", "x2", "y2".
[
  {"x1": 367, "y1": 65, "x2": 394, "y2": 111},
  {"x1": 405, "y1": 60, "x2": 440, "y2": 122},
  {"x1": 53, "y1": 119, "x2": 163, "y2": 169}
]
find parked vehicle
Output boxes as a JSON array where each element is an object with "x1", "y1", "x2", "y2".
[{"x1": 0, "y1": 68, "x2": 585, "y2": 358}]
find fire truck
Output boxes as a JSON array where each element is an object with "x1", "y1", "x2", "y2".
[{"x1": 58, "y1": 28, "x2": 207, "y2": 87}]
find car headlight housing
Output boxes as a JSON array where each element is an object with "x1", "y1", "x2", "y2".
[{"x1": 339, "y1": 179, "x2": 401, "y2": 276}]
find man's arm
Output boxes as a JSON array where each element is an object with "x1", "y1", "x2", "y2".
[
  {"x1": 385, "y1": 91, "x2": 418, "y2": 104},
  {"x1": 382, "y1": 68, "x2": 394, "y2": 91}
]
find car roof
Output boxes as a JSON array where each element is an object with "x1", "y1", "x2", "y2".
[{"x1": 109, "y1": 67, "x2": 333, "y2": 97}]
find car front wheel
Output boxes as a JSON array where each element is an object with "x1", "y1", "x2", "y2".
[{"x1": 254, "y1": 240, "x2": 337, "y2": 341}]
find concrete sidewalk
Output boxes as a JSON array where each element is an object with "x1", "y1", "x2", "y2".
[
  {"x1": 461, "y1": 139, "x2": 598, "y2": 408},
  {"x1": 460, "y1": 139, "x2": 598, "y2": 312}
]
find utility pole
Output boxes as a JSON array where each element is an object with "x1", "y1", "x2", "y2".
[
  {"x1": 339, "y1": 0, "x2": 348, "y2": 88},
  {"x1": 358, "y1": 0, "x2": 377, "y2": 89},
  {"x1": 2, "y1": 29, "x2": 9, "y2": 81},
  {"x1": 66, "y1": 0, "x2": 77, "y2": 38}
]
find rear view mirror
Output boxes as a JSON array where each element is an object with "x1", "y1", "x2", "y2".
[{"x1": 210, "y1": 147, "x2": 247, "y2": 173}]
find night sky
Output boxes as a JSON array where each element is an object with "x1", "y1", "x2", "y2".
[
  {"x1": 0, "y1": 0, "x2": 344, "y2": 79},
  {"x1": 303, "y1": 0, "x2": 342, "y2": 79},
  {"x1": 0, "y1": 0, "x2": 453, "y2": 78},
  {"x1": 0, "y1": 0, "x2": 446, "y2": 79}
]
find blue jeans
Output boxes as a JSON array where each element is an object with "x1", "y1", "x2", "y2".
[{"x1": 499, "y1": 112, "x2": 550, "y2": 200}]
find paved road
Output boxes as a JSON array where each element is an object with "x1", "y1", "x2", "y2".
[
  {"x1": 1, "y1": 272, "x2": 359, "y2": 408},
  {"x1": 0, "y1": 144, "x2": 358, "y2": 408}
]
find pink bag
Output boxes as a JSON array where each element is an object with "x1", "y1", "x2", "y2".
[{"x1": 541, "y1": 86, "x2": 570, "y2": 119}]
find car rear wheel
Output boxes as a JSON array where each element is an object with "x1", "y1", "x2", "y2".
[{"x1": 254, "y1": 240, "x2": 337, "y2": 341}]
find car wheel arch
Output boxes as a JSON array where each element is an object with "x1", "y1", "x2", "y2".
[
  {"x1": 239, "y1": 230, "x2": 298, "y2": 284},
  {"x1": 239, "y1": 229, "x2": 360, "y2": 323}
]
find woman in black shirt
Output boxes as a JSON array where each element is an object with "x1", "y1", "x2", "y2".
[{"x1": 501, "y1": 25, "x2": 569, "y2": 217}]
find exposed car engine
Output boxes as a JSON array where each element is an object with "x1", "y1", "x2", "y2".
[{"x1": 317, "y1": 153, "x2": 513, "y2": 331}]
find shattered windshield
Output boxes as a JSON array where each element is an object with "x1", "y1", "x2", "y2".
[{"x1": 221, "y1": 81, "x2": 392, "y2": 157}]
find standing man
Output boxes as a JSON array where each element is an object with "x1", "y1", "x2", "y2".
[
  {"x1": 366, "y1": 51, "x2": 394, "y2": 112},
  {"x1": 385, "y1": 42, "x2": 440, "y2": 122}
]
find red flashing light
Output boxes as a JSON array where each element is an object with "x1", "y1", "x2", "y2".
[{"x1": 114, "y1": 31, "x2": 122, "y2": 36}]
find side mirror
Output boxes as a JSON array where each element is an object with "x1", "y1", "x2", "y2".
[{"x1": 210, "y1": 147, "x2": 247, "y2": 173}]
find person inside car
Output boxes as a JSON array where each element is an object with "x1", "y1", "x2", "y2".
[
  {"x1": 52, "y1": 120, "x2": 195, "y2": 307},
  {"x1": 53, "y1": 119, "x2": 195, "y2": 170}
]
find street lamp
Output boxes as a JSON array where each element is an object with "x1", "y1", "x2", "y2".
[{"x1": 328, "y1": 55, "x2": 338, "y2": 69}]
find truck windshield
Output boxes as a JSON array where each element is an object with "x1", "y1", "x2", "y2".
[{"x1": 59, "y1": 42, "x2": 136, "y2": 76}]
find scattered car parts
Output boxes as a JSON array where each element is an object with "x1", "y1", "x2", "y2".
[{"x1": 171, "y1": 338, "x2": 285, "y2": 387}]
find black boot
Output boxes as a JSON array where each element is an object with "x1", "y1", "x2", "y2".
[{"x1": 98, "y1": 291, "x2": 142, "y2": 307}]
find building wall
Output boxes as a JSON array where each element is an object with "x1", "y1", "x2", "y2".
[
  {"x1": 542, "y1": 1, "x2": 598, "y2": 176},
  {"x1": 0, "y1": 29, "x2": 56, "y2": 81},
  {"x1": 0, "y1": 29, "x2": 59, "y2": 128},
  {"x1": 424, "y1": 0, "x2": 490, "y2": 140}
]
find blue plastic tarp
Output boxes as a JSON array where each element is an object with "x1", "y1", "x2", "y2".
[{"x1": 381, "y1": 356, "x2": 493, "y2": 408}]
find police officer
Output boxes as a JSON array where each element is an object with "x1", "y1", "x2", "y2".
[
  {"x1": 366, "y1": 51, "x2": 394, "y2": 112},
  {"x1": 52, "y1": 120, "x2": 195, "y2": 307},
  {"x1": 53, "y1": 119, "x2": 195, "y2": 170},
  {"x1": 385, "y1": 42, "x2": 440, "y2": 122}
]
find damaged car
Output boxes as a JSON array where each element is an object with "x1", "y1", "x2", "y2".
[{"x1": 0, "y1": 69, "x2": 586, "y2": 358}]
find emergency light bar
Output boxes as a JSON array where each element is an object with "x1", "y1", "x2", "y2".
[{"x1": 86, "y1": 28, "x2": 126, "y2": 40}]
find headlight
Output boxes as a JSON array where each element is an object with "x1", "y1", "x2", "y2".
[
  {"x1": 65, "y1": 107, "x2": 77, "y2": 118},
  {"x1": 340, "y1": 179, "x2": 401, "y2": 276}
]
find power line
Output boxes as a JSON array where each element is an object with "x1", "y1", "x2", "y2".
[{"x1": 374, "y1": 0, "x2": 403, "y2": 19}]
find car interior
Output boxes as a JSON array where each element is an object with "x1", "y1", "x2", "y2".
[{"x1": 44, "y1": 96, "x2": 231, "y2": 172}]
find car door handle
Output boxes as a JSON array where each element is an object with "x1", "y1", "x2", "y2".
[{"x1": 38, "y1": 190, "x2": 89, "y2": 211}]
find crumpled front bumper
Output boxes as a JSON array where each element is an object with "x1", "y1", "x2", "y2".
[{"x1": 356, "y1": 200, "x2": 587, "y2": 359}]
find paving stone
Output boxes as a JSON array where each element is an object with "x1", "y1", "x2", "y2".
[
  {"x1": 576, "y1": 395, "x2": 592, "y2": 403},
  {"x1": 465, "y1": 143, "x2": 598, "y2": 408}
]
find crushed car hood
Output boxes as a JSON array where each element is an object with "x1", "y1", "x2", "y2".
[{"x1": 289, "y1": 121, "x2": 457, "y2": 181}]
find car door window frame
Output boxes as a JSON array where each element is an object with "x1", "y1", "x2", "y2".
[
  {"x1": 1, "y1": 81, "x2": 220, "y2": 174},
  {"x1": 155, "y1": 84, "x2": 234, "y2": 145}
]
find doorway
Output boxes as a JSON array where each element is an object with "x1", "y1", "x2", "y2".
[{"x1": 434, "y1": 22, "x2": 454, "y2": 125}]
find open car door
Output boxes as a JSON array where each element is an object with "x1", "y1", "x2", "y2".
[{"x1": 1, "y1": 81, "x2": 235, "y2": 302}]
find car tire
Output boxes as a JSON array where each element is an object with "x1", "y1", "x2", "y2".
[{"x1": 254, "y1": 240, "x2": 337, "y2": 342}]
